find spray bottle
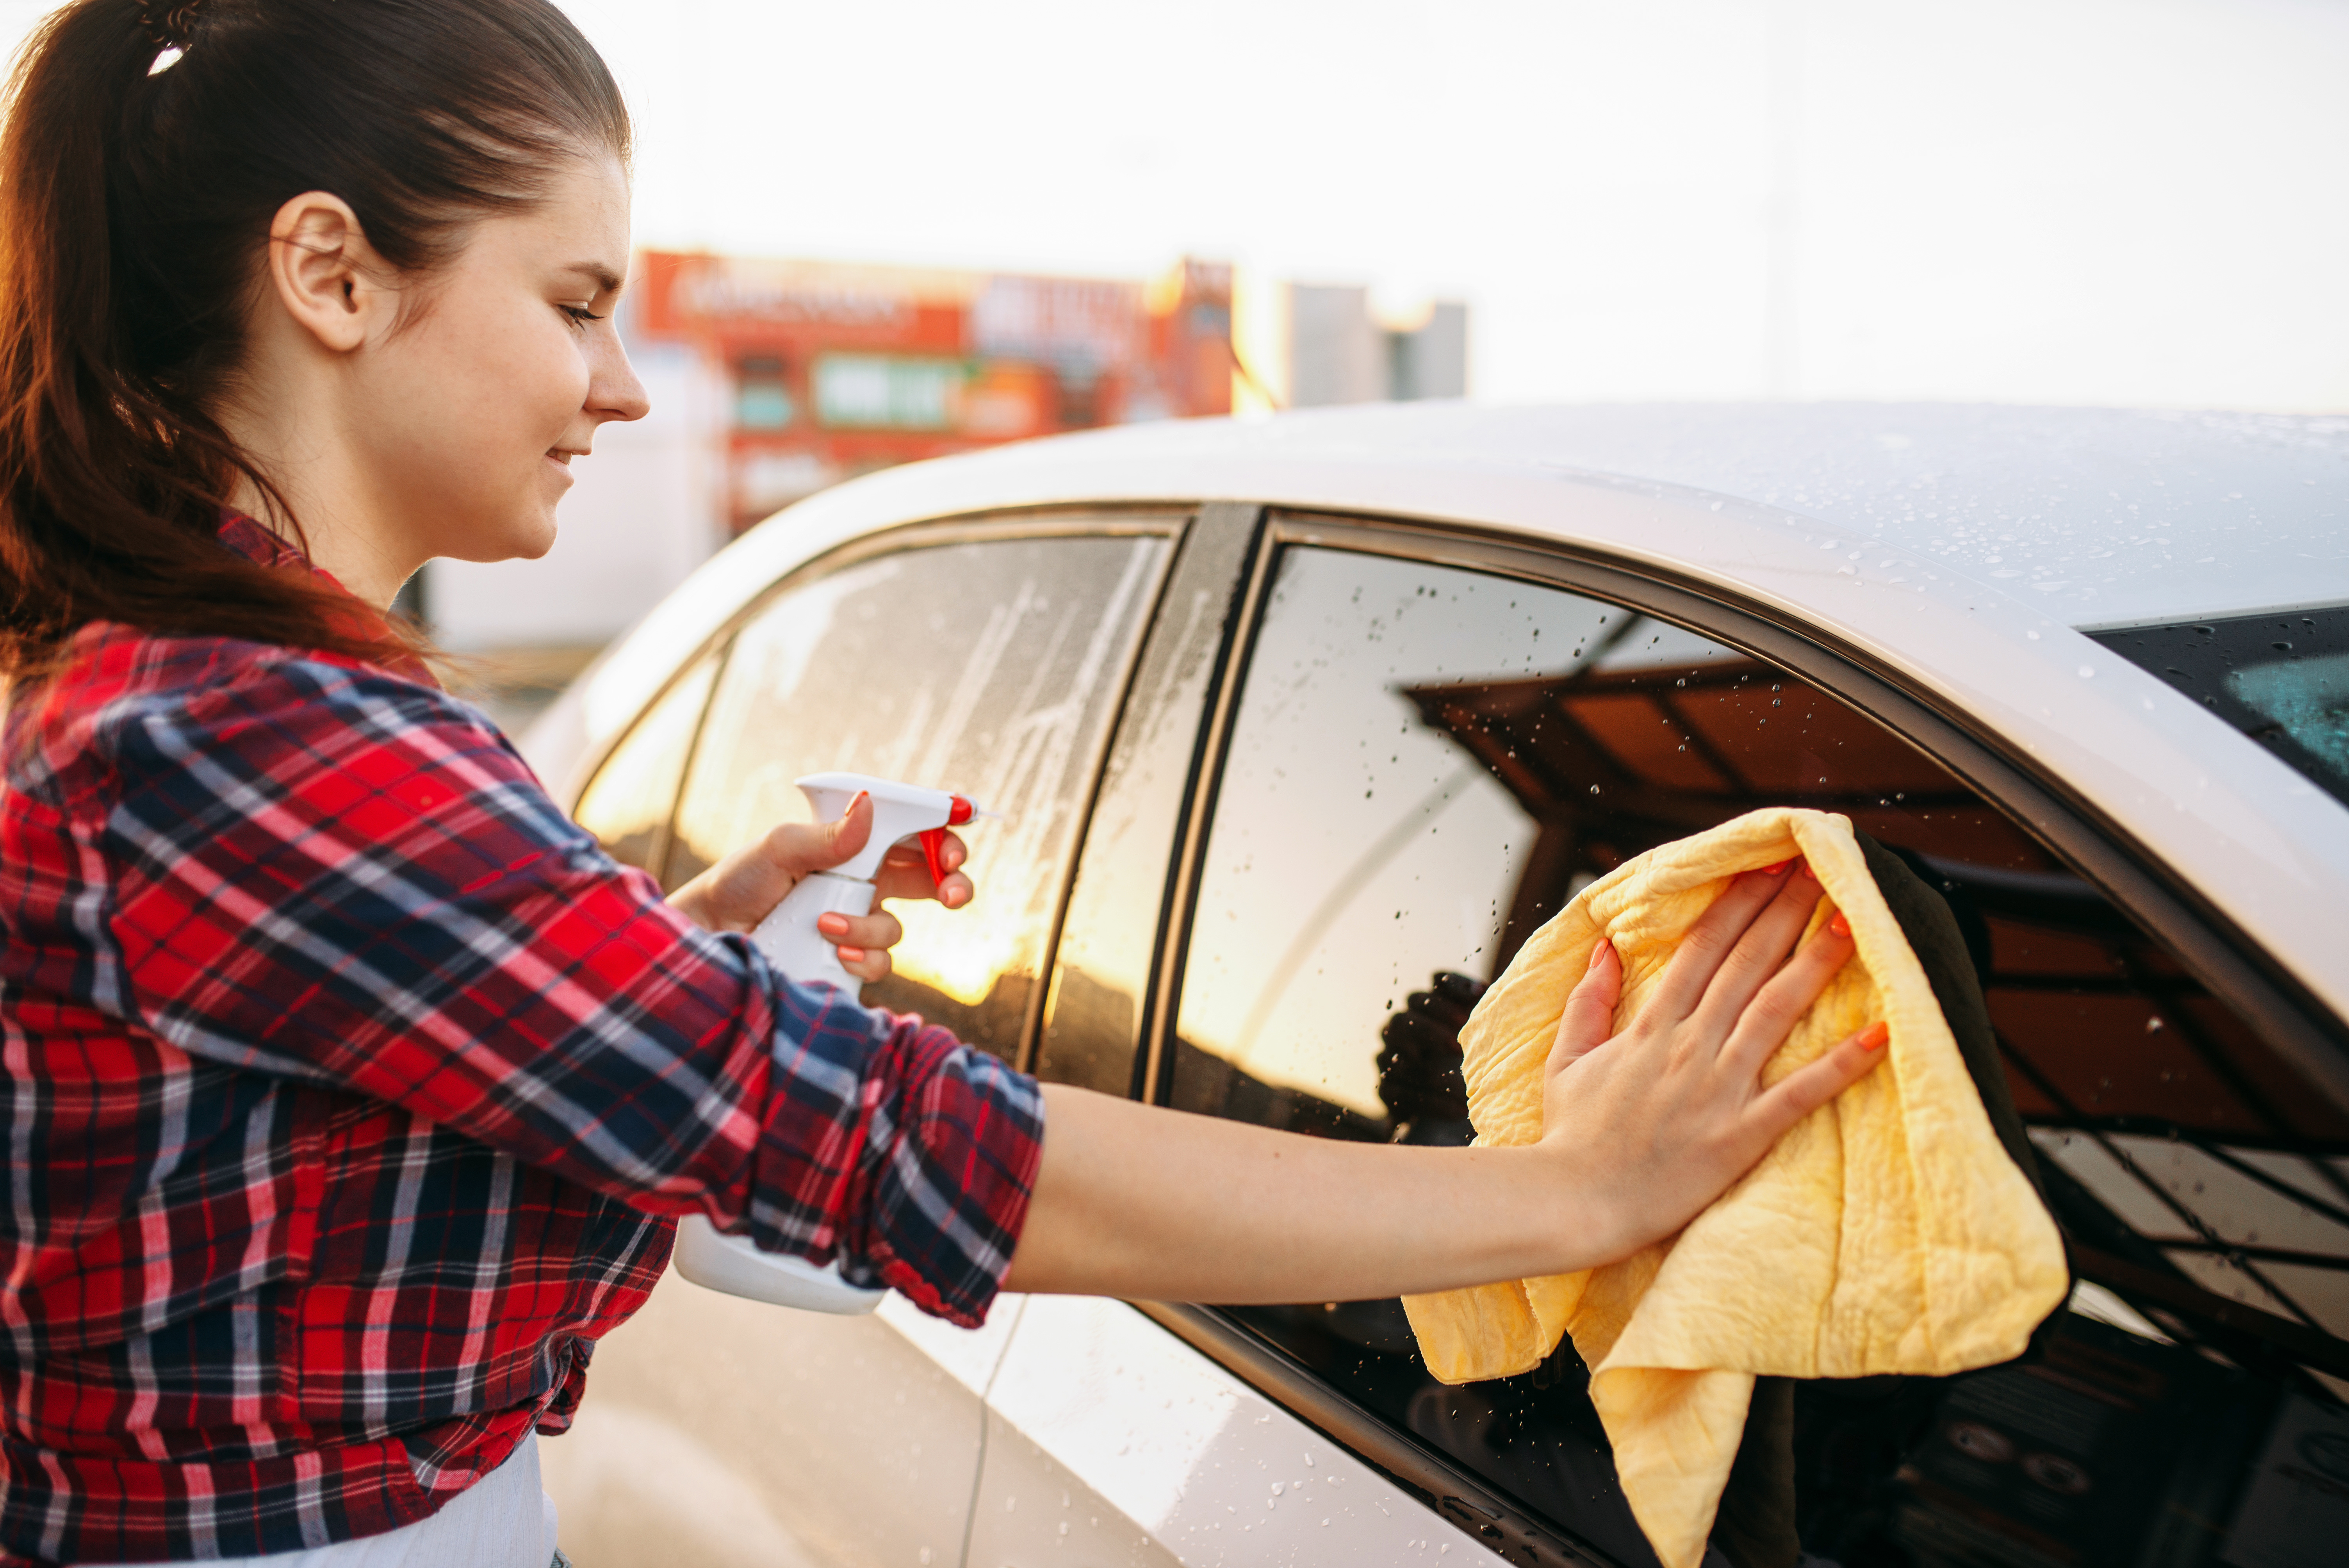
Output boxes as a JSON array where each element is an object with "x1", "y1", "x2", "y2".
[{"x1": 673, "y1": 771, "x2": 986, "y2": 1315}]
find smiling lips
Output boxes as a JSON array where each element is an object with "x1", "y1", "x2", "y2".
[{"x1": 546, "y1": 447, "x2": 588, "y2": 467}]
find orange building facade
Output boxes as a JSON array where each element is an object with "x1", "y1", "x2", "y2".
[{"x1": 631, "y1": 251, "x2": 1233, "y2": 533}]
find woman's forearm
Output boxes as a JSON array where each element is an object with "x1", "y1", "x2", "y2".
[{"x1": 998, "y1": 1084, "x2": 1625, "y2": 1302}]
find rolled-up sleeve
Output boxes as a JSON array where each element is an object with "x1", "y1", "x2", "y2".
[{"x1": 100, "y1": 649, "x2": 1043, "y2": 1325}]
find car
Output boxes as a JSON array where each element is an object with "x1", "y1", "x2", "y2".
[{"x1": 517, "y1": 401, "x2": 2349, "y2": 1568}]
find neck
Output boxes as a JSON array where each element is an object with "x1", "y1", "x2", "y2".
[
  {"x1": 223, "y1": 472, "x2": 414, "y2": 610},
  {"x1": 215, "y1": 356, "x2": 421, "y2": 611}
]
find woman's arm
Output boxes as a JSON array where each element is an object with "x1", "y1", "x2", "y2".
[{"x1": 1004, "y1": 861, "x2": 1886, "y2": 1301}]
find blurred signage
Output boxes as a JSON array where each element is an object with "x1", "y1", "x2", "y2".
[{"x1": 633, "y1": 250, "x2": 1233, "y2": 532}]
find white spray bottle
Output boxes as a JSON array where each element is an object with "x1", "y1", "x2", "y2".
[
  {"x1": 745, "y1": 773, "x2": 980, "y2": 992},
  {"x1": 673, "y1": 771, "x2": 986, "y2": 1316}
]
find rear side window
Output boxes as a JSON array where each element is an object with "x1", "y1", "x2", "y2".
[
  {"x1": 667, "y1": 532, "x2": 1168, "y2": 1058},
  {"x1": 2092, "y1": 603, "x2": 2349, "y2": 807},
  {"x1": 1176, "y1": 543, "x2": 2349, "y2": 1568}
]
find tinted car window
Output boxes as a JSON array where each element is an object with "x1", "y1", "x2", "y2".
[
  {"x1": 2092, "y1": 603, "x2": 2349, "y2": 809},
  {"x1": 669, "y1": 532, "x2": 1169, "y2": 1059},
  {"x1": 1177, "y1": 543, "x2": 2349, "y2": 1568}
]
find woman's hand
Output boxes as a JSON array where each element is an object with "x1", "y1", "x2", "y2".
[
  {"x1": 1538, "y1": 860, "x2": 1889, "y2": 1263},
  {"x1": 665, "y1": 791, "x2": 974, "y2": 983}
]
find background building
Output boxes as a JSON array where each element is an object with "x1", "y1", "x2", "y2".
[{"x1": 634, "y1": 251, "x2": 1233, "y2": 533}]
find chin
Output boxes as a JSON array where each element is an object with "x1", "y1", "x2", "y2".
[
  {"x1": 442, "y1": 506, "x2": 559, "y2": 565},
  {"x1": 509, "y1": 514, "x2": 560, "y2": 561}
]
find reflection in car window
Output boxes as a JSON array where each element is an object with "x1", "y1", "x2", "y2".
[
  {"x1": 2092, "y1": 603, "x2": 2349, "y2": 808},
  {"x1": 572, "y1": 652, "x2": 718, "y2": 878},
  {"x1": 668, "y1": 534, "x2": 1167, "y2": 1059},
  {"x1": 1179, "y1": 544, "x2": 2349, "y2": 1568}
]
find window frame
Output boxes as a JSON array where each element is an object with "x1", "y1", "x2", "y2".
[{"x1": 1126, "y1": 506, "x2": 2349, "y2": 1564}]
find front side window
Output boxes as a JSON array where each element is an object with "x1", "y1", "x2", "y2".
[
  {"x1": 1176, "y1": 542, "x2": 2349, "y2": 1568},
  {"x1": 667, "y1": 529, "x2": 1170, "y2": 1058}
]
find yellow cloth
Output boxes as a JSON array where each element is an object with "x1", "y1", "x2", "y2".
[{"x1": 1401, "y1": 807, "x2": 2066, "y2": 1568}]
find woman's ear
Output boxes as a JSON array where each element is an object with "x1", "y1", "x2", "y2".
[{"x1": 265, "y1": 191, "x2": 393, "y2": 354}]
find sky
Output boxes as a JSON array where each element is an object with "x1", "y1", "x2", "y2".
[
  {"x1": 553, "y1": 0, "x2": 2349, "y2": 411},
  {"x1": 5, "y1": 0, "x2": 2342, "y2": 409}
]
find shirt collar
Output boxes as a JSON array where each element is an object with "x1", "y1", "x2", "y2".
[{"x1": 216, "y1": 512, "x2": 317, "y2": 574}]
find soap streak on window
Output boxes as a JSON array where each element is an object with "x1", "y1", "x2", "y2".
[{"x1": 664, "y1": 534, "x2": 1167, "y2": 1058}]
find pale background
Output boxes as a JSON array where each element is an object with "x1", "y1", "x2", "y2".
[{"x1": 9, "y1": 0, "x2": 2342, "y2": 648}]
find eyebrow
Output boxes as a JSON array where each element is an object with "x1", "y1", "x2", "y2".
[{"x1": 560, "y1": 262, "x2": 625, "y2": 295}]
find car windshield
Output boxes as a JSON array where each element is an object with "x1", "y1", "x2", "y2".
[{"x1": 2092, "y1": 604, "x2": 2349, "y2": 807}]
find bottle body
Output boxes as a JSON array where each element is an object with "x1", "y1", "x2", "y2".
[{"x1": 749, "y1": 870, "x2": 877, "y2": 996}]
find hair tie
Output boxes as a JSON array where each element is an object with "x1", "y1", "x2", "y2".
[{"x1": 141, "y1": 0, "x2": 201, "y2": 50}]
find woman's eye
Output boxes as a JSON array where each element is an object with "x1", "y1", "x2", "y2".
[{"x1": 561, "y1": 305, "x2": 606, "y2": 327}]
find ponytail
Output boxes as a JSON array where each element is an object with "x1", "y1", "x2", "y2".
[{"x1": 0, "y1": 0, "x2": 629, "y2": 677}]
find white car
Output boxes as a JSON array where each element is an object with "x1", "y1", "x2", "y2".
[{"x1": 522, "y1": 403, "x2": 2349, "y2": 1568}]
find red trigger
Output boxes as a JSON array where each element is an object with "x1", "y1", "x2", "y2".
[{"x1": 918, "y1": 827, "x2": 950, "y2": 889}]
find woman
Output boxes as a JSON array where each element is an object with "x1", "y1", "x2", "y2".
[{"x1": 0, "y1": 2, "x2": 1886, "y2": 1563}]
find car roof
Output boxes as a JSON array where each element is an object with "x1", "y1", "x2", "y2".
[
  {"x1": 961, "y1": 401, "x2": 2349, "y2": 630},
  {"x1": 531, "y1": 401, "x2": 2349, "y2": 1055}
]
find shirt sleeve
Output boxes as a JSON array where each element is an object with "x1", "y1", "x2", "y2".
[{"x1": 98, "y1": 648, "x2": 1044, "y2": 1326}]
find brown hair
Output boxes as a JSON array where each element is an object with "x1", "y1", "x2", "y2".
[{"x1": 0, "y1": 0, "x2": 629, "y2": 676}]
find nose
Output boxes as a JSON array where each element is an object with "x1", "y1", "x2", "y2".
[{"x1": 589, "y1": 328, "x2": 652, "y2": 426}]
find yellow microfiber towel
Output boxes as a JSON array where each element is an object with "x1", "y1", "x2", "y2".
[{"x1": 1401, "y1": 807, "x2": 2068, "y2": 1568}]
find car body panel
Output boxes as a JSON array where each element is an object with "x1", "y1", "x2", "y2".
[
  {"x1": 538, "y1": 1274, "x2": 991, "y2": 1567},
  {"x1": 967, "y1": 1294, "x2": 1486, "y2": 1566}
]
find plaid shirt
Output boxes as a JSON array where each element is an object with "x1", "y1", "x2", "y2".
[{"x1": 0, "y1": 519, "x2": 1044, "y2": 1565}]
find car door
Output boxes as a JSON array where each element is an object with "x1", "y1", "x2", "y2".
[
  {"x1": 1008, "y1": 506, "x2": 2349, "y2": 1568},
  {"x1": 548, "y1": 513, "x2": 1177, "y2": 1568}
]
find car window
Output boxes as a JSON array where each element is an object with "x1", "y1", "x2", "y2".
[
  {"x1": 2092, "y1": 603, "x2": 2349, "y2": 809},
  {"x1": 571, "y1": 652, "x2": 720, "y2": 879},
  {"x1": 668, "y1": 531, "x2": 1169, "y2": 1059},
  {"x1": 1176, "y1": 543, "x2": 2349, "y2": 1568}
]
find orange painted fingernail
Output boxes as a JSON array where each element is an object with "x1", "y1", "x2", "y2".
[
  {"x1": 1858, "y1": 1021, "x2": 1888, "y2": 1051},
  {"x1": 837, "y1": 946, "x2": 866, "y2": 964},
  {"x1": 817, "y1": 913, "x2": 849, "y2": 938},
  {"x1": 1588, "y1": 938, "x2": 1611, "y2": 970},
  {"x1": 1761, "y1": 858, "x2": 1795, "y2": 875},
  {"x1": 1797, "y1": 860, "x2": 1817, "y2": 880},
  {"x1": 1829, "y1": 911, "x2": 1851, "y2": 938}
]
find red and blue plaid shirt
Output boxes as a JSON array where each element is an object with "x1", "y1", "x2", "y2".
[{"x1": 0, "y1": 519, "x2": 1044, "y2": 1564}]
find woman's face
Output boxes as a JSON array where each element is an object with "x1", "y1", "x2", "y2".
[{"x1": 347, "y1": 152, "x2": 648, "y2": 568}]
